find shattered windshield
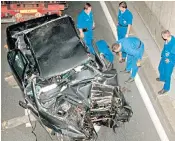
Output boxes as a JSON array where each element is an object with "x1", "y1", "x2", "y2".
[{"x1": 25, "y1": 16, "x2": 89, "y2": 78}]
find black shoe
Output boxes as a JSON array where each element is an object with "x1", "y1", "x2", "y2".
[
  {"x1": 156, "y1": 78, "x2": 164, "y2": 82},
  {"x1": 158, "y1": 89, "x2": 168, "y2": 95},
  {"x1": 119, "y1": 58, "x2": 125, "y2": 63},
  {"x1": 125, "y1": 77, "x2": 134, "y2": 84},
  {"x1": 156, "y1": 78, "x2": 161, "y2": 81},
  {"x1": 120, "y1": 69, "x2": 130, "y2": 73}
]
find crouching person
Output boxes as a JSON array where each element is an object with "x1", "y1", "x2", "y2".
[
  {"x1": 95, "y1": 40, "x2": 114, "y2": 71},
  {"x1": 112, "y1": 37, "x2": 144, "y2": 83}
]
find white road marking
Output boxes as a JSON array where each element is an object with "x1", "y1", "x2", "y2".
[
  {"x1": 99, "y1": 1, "x2": 169, "y2": 141},
  {"x1": 25, "y1": 109, "x2": 31, "y2": 127},
  {"x1": 2, "y1": 115, "x2": 36, "y2": 130}
]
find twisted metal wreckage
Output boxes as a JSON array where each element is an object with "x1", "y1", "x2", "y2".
[{"x1": 6, "y1": 14, "x2": 133, "y2": 140}]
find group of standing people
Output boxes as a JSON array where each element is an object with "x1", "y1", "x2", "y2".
[{"x1": 76, "y1": 2, "x2": 175, "y2": 95}]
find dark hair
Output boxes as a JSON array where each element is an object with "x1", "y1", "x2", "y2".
[
  {"x1": 112, "y1": 43, "x2": 120, "y2": 52},
  {"x1": 84, "y1": 3, "x2": 92, "y2": 10},
  {"x1": 119, "y1": 1, "x2": 127, "y2": 9},
  {"x1": 161, "y1": 30, "x2": 171, "y2": 36}
]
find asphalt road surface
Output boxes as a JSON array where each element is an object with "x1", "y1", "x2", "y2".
[{"x1": 1, "y1": 1, "x2": 172, "y2": 141}]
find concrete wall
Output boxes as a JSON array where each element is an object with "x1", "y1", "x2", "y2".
[{"x1": 132, "y1": 1, "x2": 175, "y2": 50}]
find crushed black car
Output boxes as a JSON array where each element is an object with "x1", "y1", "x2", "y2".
[{"x1": 6, "y1": 14, "x2": 133, "y2": 140}]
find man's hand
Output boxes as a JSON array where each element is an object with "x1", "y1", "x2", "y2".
[
  {"x1": 80, "y1": 32, "x2": 84, "y2": 38},
  {"x1": 4, "y1": 44, "x2": 8, "y2": 49},
  {"x1": 119, "y1": 57, "x2": 122, "y2": 62},
  {"x1": 100, "y1": 53, "x2": 105, "y2": 59},
  {"x1": 137, "y1": 60, "x2": 142, "y2": 67},
  {"x1": 126, "y1": 24, "x2": 131, "y2": 38},
  {"x1": 125, "y1": 34, "x2": 129, "y2": 38},
  {"x1": 118, "y1": 52, "x2": 122, "y2": 63},
  {"x1": 165, "y1": 58, "x2": 170, "y2": 64},
  {"x1": 92, "y1": 22, "x2": 95, "y2": 30},
  {"x1": 100, "y1": 53, "x2": 104, "y2": 56}
]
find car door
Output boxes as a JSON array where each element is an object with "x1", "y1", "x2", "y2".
[{"x1": 7, "y1": 49, "x2": 28, "y2": 90}]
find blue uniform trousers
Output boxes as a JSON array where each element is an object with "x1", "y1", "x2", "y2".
[
  {"x1": 158, "y1": 58, "x2": 174, "y2": 91},
  {"x1": 84, "y1": 31, "x2": 95, "y2": 54},
  {"x1": 117, "y1": 25, "x2": 127, "y2": 59},
  {"x1": 126, "y1": 55, "x2": 138, "y2": 78}
]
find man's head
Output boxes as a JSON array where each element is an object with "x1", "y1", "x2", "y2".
[
  {"x1": 84, "y1": 3, "x2": 92, "y2": 14},
  {"x1": 119, "y1": 1, "x2": 127, "y2": 12},
  {"x1": 112, "y1": 43, "x2": 122, "y2": 53},
  {"x1": 161, "y1": 30, "x2": 171, "y2": 41}
]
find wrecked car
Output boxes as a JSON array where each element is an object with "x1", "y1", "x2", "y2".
[{"x1": 6, "y1": 14, "x2": 133, "y2": 140}]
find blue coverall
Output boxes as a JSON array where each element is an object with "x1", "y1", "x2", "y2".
[
  {"x1": 158, "y1": 36, "x2": 175, "y2": 91},
  {"x1": 117, "y1": 37, "x2": 144, "y2": 78},
  {"x1": 96, "y1": 40, "x2": 114, "y2": 63},
  {"x1": 77, "y1": 10, "x2": 95, "y2": 54},
  {"x1": 117, "y1": 9, "x2": 133, "y2": 59}
]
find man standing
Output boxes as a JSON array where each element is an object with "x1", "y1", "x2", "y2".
[
  {"x1": 112, "y1": 36, "x2": 144, "y2": 83},
  {"x1": 117, "y1": 1, "x2": 133, "y2": 63},
  {"x1": 77, "y1": 3, "x2": 95, "y2": 54},
  {"x1": 157, "y1": 30, "x2": 175, "y2": 95}
]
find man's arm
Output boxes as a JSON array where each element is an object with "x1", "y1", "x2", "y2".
[
  {"x1": 78, "y1": 29, "x2": 84, "y2": 38},
  {"x1": 126, "y1": 24, "x2": 131, "y2": 37},
  {"x1": 92, "y1": 12, "x2": 95, "y2": 29},
  {"x1": 119, "y1": 52, "x2": 122, "y2": 61},
  {"x1": 102, "y1": 49, "x2": 114, "y2": 63},
  {"x1": 117, "y1": 10, "x2": 120, "y2": 26},
  {"x1": 93, "y1": 22, "x2": 95, "y2": 29},
  {"x1": 167, "y1": 45, "x2": 175, "y2": 64},
  {"x1": 77, "y1": 14, "x2": 84, "y2": 38},
  {"x1": 169, "y1": 54, "x2": 175, "y2": 64},
  {"x1": 125, "y1": 12, "x2": 133, "y2": 37}
]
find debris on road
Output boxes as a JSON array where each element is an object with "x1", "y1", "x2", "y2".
[
  {"x1": 4, "y1": 72, "x2": 19, "y2": 88},
  {"x1": 2, "y1": 114, "x2": 36, "y2": 130}
]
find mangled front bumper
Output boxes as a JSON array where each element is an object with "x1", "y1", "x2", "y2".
[{"x1": 29, "y1": 63, "x2": 132, "y2": 140}]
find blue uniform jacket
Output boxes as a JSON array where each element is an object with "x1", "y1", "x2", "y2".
[
  {"x1": 161, "y1": 36, "x2": 175, "y2": 65},
  {"x1": 117, "y1": 37, "x2": 144, "y2": 60},
  {"x1": 77, "y1": 10, "x2": 94, "y2": 38},
  {"x1": 96, "y1": 40, "x2": 114, "y2": 63},
  {"x1": 118, "y1": 9, "x2": 133, "y2": 26}
]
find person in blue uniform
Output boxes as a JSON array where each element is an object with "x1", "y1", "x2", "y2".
[
  {"x1": 117, "y1": 1, "x2": 133, "y2": 63},
  {"x1": 157, "y1": 30, "x2": 175, "y2": 95},
  {"x1": 112, "y1": 36, "x2": 144, "y2": 83},
  {"x1": 96, "y1": 40, "x2": 114, "y2": 63},
  {"x1": 77, "y1": 3, "x2": 95, "y2": 54}
]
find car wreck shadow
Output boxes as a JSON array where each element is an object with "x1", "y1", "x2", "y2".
[{"x1": 121, "y1": 87, "x2": 132, "y2": 93}]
